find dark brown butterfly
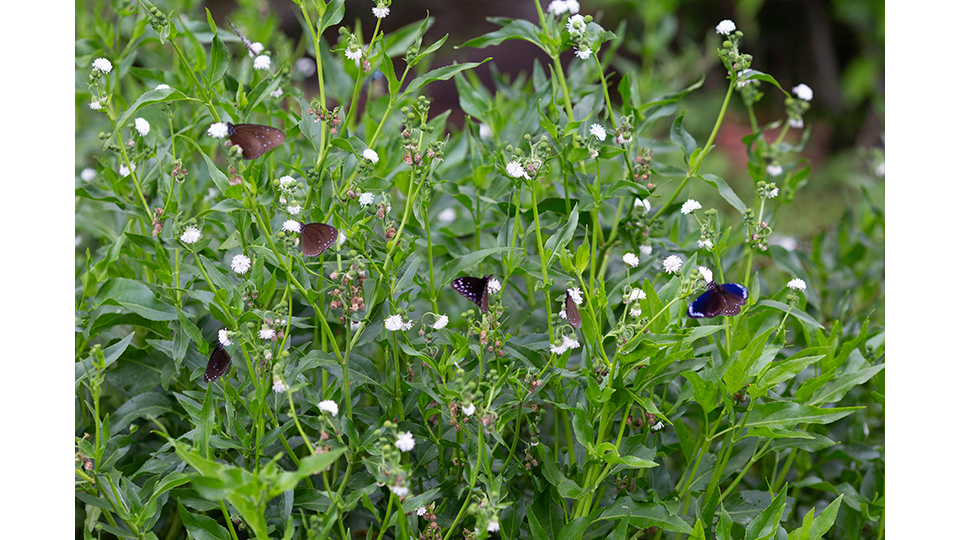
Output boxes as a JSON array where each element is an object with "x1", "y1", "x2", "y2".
[
  {"x1": 564, "y1": 289, "x2": 582, "y2": 328},
  {"x1": 226, "y1": 122, "x2": 285, "y2": 159},
  {"x1": 204, "y1": 342, "x2": 232, "y2": 382},
  {"x1": 299, "y1": 222, "x2": 338, "y2": 256},
  {"x1": 687, "y1": 282, "x2": 749, "y2": 318},
  {"x1": 451, "y1": 275, "x2": 491, "y2": 314}
]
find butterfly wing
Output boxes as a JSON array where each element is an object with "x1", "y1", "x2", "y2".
[
  {"x1": 717, "y1": 283, "x2": 749, "y2": 316},
  {"x1": 565, "y1": 291, "x2": 582, "y2": 328},
  {"x1": 300, "y1": 223, "x2": 338, "y2": 256},
  {"x1": 452, "y1": 276, "x2": 490, "y2": 313},
  {"x1": 227, "y1": 123, "x2": 286, "y2": 159},
  {"x1": 687, "y1": 282, "x2": 749, "y2": 318},
  {"x1": 204, "y1": 343, "x2": 232, "y2": 382}
]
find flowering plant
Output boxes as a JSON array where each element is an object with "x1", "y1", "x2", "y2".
[{"x1": 75, "y1": 1, "x2": 883, "y2": 539}]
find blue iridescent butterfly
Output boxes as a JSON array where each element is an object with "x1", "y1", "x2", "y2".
[{"x1": 687, "y1": 281, "x2": 749, "y2": 318}]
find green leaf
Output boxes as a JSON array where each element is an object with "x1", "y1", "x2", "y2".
[
  {"x1": 745, "y1": 485, "x2": 788, "y2": 539},
  {"x1": 753, "y1": 299, "x2": 824, "y2": 329},
  {"x1": 598, "y1": 498, "x2": 693, "y2": 534},
  {"x1": 76, "y1": 332, "x2": 134, "y2": 384},
  {"x1": 180, "y1": 136, "x2": 232, "y2": 194},
  {"x1": 95, "y1": 278, "x2": 177, "y2": 321},
  {"x1": 319, "y1": 0, "x2": 345, "y2": 34},
  {"x1": 745, "y1": 402, "x2": 860, "y2": 433},
  {"x1": 102, "y1": 87, "x2": 185, "y2": 150},
  {"x1": 401, "y1": 59, "x2": 491, "y2": 100},
  {"x1": 754, "y1": 355, "x2": 824, "y2": 396},
  {"x1": 571, "y1": 406, "x2": 595, "y2": 454},
  {"x1": 177, "y1": 499, "x2": 230, "y2": 540},
  {"x1": 670, "y1": 113, "x2": 697, "y2": 163},
  {"x1": 808, "y1": 364, "x2": 885, "y2": 406},
  {"x1": 439, "y1": 247, "x2": 514, "y2": 285},
  {"x1": 698, "y1": 173, "x2": 747, "y2": 214},
  {"x1": 458, "y1": 18, "x2": 547, "y2": 52},
  {"x1": 543, "y1": 203, "x2": 579, "y2": 266},
  {"x1": 723, "y1": 328, "x2": 774, "y2": 395},
  {"x1": 208, "y1": 34, "x2": 229, "y2": 86},
  {"x1": 110, "y1": 392, "x2": 174, "y2": 435}
]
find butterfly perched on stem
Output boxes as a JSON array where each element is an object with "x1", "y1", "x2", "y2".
[
  {"x1": 564, "y1": 289, "x2": 582, "y2": 328},
  {"x1": 297, "y1": 222, "x2": 338, "y2": 256},
  {"x1": 204, "y1": 342, "x2": 232, "y2": 382},
  {"x1": 686, "y1": 281, "x2": 749, "y2": 318},
  {"x1": 451, "y1": 275, "x2": 492, "y2": 314},
  {"x1": 226, "y1": 122, "x2": 285, "y2": 159}
]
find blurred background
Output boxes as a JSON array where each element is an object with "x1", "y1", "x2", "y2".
[{"x1": 204, "y1": 0, "x2": 885, "y2": 235}]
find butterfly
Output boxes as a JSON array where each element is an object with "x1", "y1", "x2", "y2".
[
  {"x1": 226, "y1": 122, "x2": 285, "y2": 159},
  {"x1": 204, "y1": 342, "x2": 232, "y2": 382},
  {"x1": 451, "y1": 275, "x2": 492, "y2": 314},
  {"x1": 298, "y1": 222, "x2": 338, "y2": 256},
  {"x1": 686, "y1": 281, "x2": 749, "y2": 319},
  {"x1": 564, "y1": 289, "x2": 582, "y2": 328}
]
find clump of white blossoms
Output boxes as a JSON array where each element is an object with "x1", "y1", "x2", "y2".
[
  {"x1": 574, "y1": 47, "x2": 593, "y2": 60},
  {"x1": 363, "y1": 148, "x2": 379, "y2": 163},
  {"x1": 218, "y1": 328, "x2": 233, "y2": 346},
  {"x1": 272, "y1": 377, "x2": 288, "y2": 393},
  {"x1": 697, "y1": 239, "x2": 714, "y2": 250},
  {"x1": 663, "y1": 255, "x2": 683, "y2": 274},
  {"x1": 249, "y1": 42, "x2": 264, "y2": 56},
  {"x1": 80, "y1": 168, "x2": 96, "y2": 182},
  {"x1": 259, "y1": 328, "x2": 276, "y2": 340},
  {"x1": 590, "y1": 123, "x2": 606, "y2": 141},
  {"x1": 639, "y1": 245, "x2": 653, "y2": 256},
  {"x1": 547, "y1": 0, "x2": 580, "y2": 15},
  {"x1": 623, "y1": 252, "x2": 640, "y2": 268},
  {"x1": 119, "y1": 163, "x2": 135, "y2": 176},
  {"x1": 282, "y1": 220, "x2": 301, "y2": 233},
  {"x1": 207, "y1": 122, "x2": 229, "y2": 139},
  {"x1": 155, "y1": 83, "x2": 171, "y2": 90},
  {"x1": 384, "y1": 314, "x2": 413, "y2": 332},
  {"x1": 372, "y1": 0, "x2": 390, "y2": 18},
  {"x1": 505, "y1": 160, "x2": 530, "y2": 180},
  {"x1": 787, "y1": 278, "x2": 807, "y2": 291},
  {"x1": 462, "y1": 403, "x2": 476, "y2": 416},
  {"x1": 487, "y1": 278, "x2": 502, "y2": 294},
  {"x1": 550, "y1": 334, "x2": 581, "y2": 355},
  {"x1": 92, "y1": 57, "x2": 113, "y2": 73},
  {"x1": 566, "y1": 14, "x2": 587, "y2": 36},
  {"x1": 359, "y1": 192, "x2": 375, "y2": 207},
  {"x1": 627, "y1": 288, "x2": 646, "y2": 302},
  {"x1": 278, "y1": 175, "x2": 296, "y2": 191},
  {"x1": 231, "y1": 254, "x2": 252, "y2": 275},
  {"x1": 716, "y1": 19, "x2": 736, "y2": 35},
  {"x1": 432, "y1": 314, "x2": 448, "y2": 330},
  {"x1": 287, "y1": 204, "x2": 302, "y2": 215},
  {"x1": 698, "y1": 266, "x2": 714, "y2": 283},
  {"x1": 767, "y1": 164, "x2": 783, "y2": 176},
  {"x1": 134, "y1": 117, "x2": 150, "y2": 136},
  {"x1": 680, "y1": 199, "x2": 702, "y2": 214},
  {"x1": 792, "y1": 83, "x2": 813, "y2": 101},
  {"x1": 318, "y1": 400, "x2": 339, "y2": 416},
  {"x1": 488, "y1": 521, "x2": 500, "y2": 533},
  {"x1": 89, "y1": 98, "x2": 103, "y2": 110},
  {"x1": 395, "y1": 431, "x2": 415, "y2": 452},
  {"x1": 634, "y1": 198, "x2": 651, "y2": 213},
  {"x1": 567, "y1": 287, "x2": 583, "y2": 305},
  {"x1": 253, "y1": 55, "x2": 271, "y2": 70},
  {"x1": 437, "y1": 207, "x2": 456, "y2": 223},
  {"x1": 180, "y1": 226, "x2": 202, "y2": 244}
]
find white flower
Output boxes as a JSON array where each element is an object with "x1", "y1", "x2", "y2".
[
  {"x1": 547, "y1": 0, "x2": 570, "y2": 15},
  {"x1": 770, "y1": 235, "x2": 798, "y2": 251},
  {"x1": 488, "y1": 521, "x2": 500, "y2": 533},
  {"x1": 384, "y1": 314, "x2": 413, "y2": 332},
  {"x1": 253, "y1": 55, "x2": 271, "y2": 70},
  {"x1": 767, "y1": 187, "x2": 779, "y2": 198},
  {"x1": 272, "y1": 377, "x2": 288, "y2": 393},
  {"x1": 294, "y1": 57, "x2": 316, "y2": 76},
  {"x1": 787, "y1": 278, "x2": 807, "y2": 291},
  {"x1": 561, "y1": 334, "x2": 580, "y2": 351},
  {"x1": 627, "y1": 288, "x2": 646, "y2": 302},
  {"x1": 218, "y1": 329, "x2": 232, "y2": 347},
  {"x1": 395, "y1": 431, "x2": 415, "y2": 452},
  {"x1": 417, "y1": 506, "x2": 427, "y2": 517},
  {"x1": 487, "y1": 278, "x2": 502, "y2": 294},
  {"x1": 134, "y1": 117, "x2": 150, "y2": 136},
  {"x1": 792, "y1": 83, "x2": 813, "y2": 101},
  {"x1": 80, "y1": 168, "x2": 96, "y2": 182},
  {"x1": 287, "y1": 205, "x2": 302, "y2": 215},
  {"x1": 789, "y1": 118, "x2": 804, "y2": 129},
  {"x1": 767, "y1": 164, "x2": 783, "y2": 176},
  {"x1": 359, "y1": 192, "x2": 375, "y2": 207},
  {"x1": 623, "y1": 253, "x2": 640, "y2": 268},
  {"x1": 231, "y1": 254, "x2": 252, "y2": 275},
  {"x1": 350, "y1": 320, "x2": 362, "y2": 332},
  {"x1": 345, "y1": 47, "x2": 363, "y2": 61},
  {"x1": 652, "y1": 421, "x2": 664, "y2": 431},
  {"x1": 630, "y1": 306, "x2": 643, "y2": 317},
  {"x1": 249, "y1": 42, "x2": 264, "y2": 56},
  {"x1": 566, "y1": 15, "x2": 587, "y2": 36},
  {"x1": 259, "y1": 328, "x2": 276, "y2": 340},
  {"x1": 389, "y1": 484, "x2": 410, "y2": 497},
  {"x1": 698, "y1": 239, "x2": 714, "y2": 250},
  {"x1": 207, "y1": 122, "x2": 229, "y2": 139},
  {"x1": 680, "y1": 199, "x2": 702, "y2": 214},
  {"x1": 155, "y1": 83, "x2": 171, "y2": 90},
  {"x1": 318, "y1": 400, "x2": 339, "y2": 416},
  {"x1": 875, "y1": 162, "x2": 885, "y2": 177},
  {"x1": 716, "y1": 20, "x2": 736, "y2": 35},
  {"x1": 278, "y1": 175, "x2": 296, "y2": 191},
  {"x1": 269, "y1": 87, "x2": 284, "y2": 98},
  {"x1": 119, "y1": 163, "x2": 135, "y2": 176},
  {"x1": 663, "y1": 255, "x2": 683, "y2": 274},
  {"x1": 363, "y1": 148, "x2": 379, "y2": 163},
  {"x1": 432, "y1": 315, "x2": 449, "y2": 330},
  {"x1": 437, "y1": 207, "x2": 456, "y2": 223},
  {"x1": 575, "y1": 47, "x2": 592, "y2": 60},
  {"x1": 615, "y1": 134, "x2": 632, "y2": 145},
  {"x1": 639, "y1": 245, "x2": 653, "y2": 256},
  {"x1": 565, "y1": 0, "x2": 580, "y2": 13},
  {"x1": 567, "y1": 287, "x2": 583, "y2": 306},
  {"x1": 698, "y1": 266, "x2": 713, "y2": 283},
  {"x1": 505, "y1": 160, "x2": 529, "y2": 179},
  {"x1": 264, "y1": 350, "x2": 273, "y2": 360},
  {"x1": 282, "y1": 220, "x2": 301, "y2": 233},
  {"x1": 479, "y1": 123, "x2": 493, "y2": 140},
  {"x1": 92, "y1": 57, "x2": 113, "y2": 73},
  {"x1": 180, "y1": 226, "x2": 202, "y2": 244},
  {"x1": 89, "y1": 98, "x2": 102, "y2": 110},
  {"x1": 549, "y1": 341, "x2": 567, "y2": 355},
  {"x1": 590, "y1": 123, "x2": 606, "y2": 141},
  {"x1": 373, "y1": 5, "x2": 390, "y2": 18},
  {"x1": 462, "y1": 403, "x2": 476, "y2": 416},
  {"x1": 558, "y1": 309, "x2": 567, "y2": 320},
  {"x1": 634, "y1": 198, "x2": 651, "y2": 213},
  {"x1": 736, "y1": 71, "x2": 747, "y2": 88}
]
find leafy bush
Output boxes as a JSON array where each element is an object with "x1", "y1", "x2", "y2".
[{"x1": 75, "y1": 1, "x2": 884, "y2": 538}]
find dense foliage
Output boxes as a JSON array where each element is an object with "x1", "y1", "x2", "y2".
[{"x1": 75, "y1": 1, "x2": 884, "y2": 539}]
